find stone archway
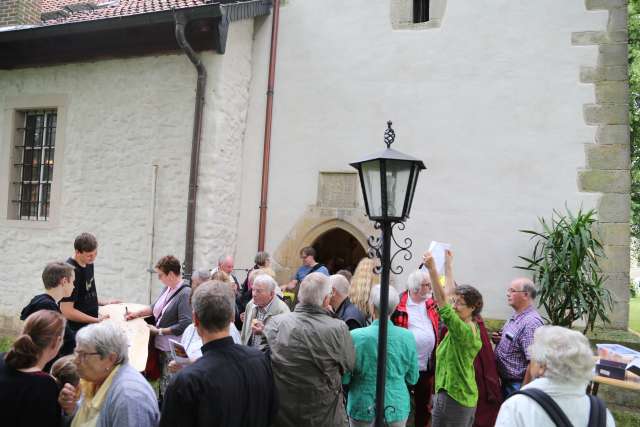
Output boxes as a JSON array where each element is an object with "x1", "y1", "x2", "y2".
[
  {"x1": 272, "y1": 206, "x2": 376, "y2": 284},
  {"x1": 311, "y1": 228, "x2": 366, "y2": 274}
]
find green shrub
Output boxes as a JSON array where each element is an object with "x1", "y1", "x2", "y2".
[{"x1": 517, "y1": 207, "x2": 613, "y2": 333}]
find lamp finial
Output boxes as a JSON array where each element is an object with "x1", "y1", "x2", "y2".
[{"x1": 384, "y1": 121, "x2": 395, "y2": 148}]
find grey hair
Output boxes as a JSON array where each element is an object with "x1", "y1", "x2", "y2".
[
  {"x1": 407, "y1": 270, "x2": 430, "y2": 293},
  {"x1": 529, "y1": 325, "x2": 594, "y2": 384},
  {"x1": 522, "y1": 281, "x2": 538, "y2": 299},
  {"x1": 329, "y1": 274, "x2": 350, "y2": 296},
  {"x1": 254, "y1": 251, "x2": 270, "y2": 267},
  {"x1": 298, "y1": 272, "x2": 331, "y2": 306},
  {"x1": 192, "y1": 268, "x2": 211, "y2": 281},
  {"x1": 217, "y1": 255, "x2": 233, "y2": 266},
  {"x1": 253, "y1": 274, "x2": 277, "y2": 292},
  {"x1": 368, "y1": 285, "x2": 400, "y2": 316},
  {"x1": 193, "y1": 281, "x2": 235, "y2": 332},
  {"x1": 75, "y1": 320, "x2": 128, "y2": 365}
]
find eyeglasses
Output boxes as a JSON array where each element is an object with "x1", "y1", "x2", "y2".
[
  {"x1": 452, "y1": 299, "x2": 467, "y2": 307},
  {"x1": 74, "y1": 350, "x2": 101, "y2": 362},
  {"x1": 507, "y1": 289, "x2": 528, "y2": 294}
]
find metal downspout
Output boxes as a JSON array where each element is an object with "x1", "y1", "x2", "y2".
[
  {"x1": 257, "y1": 0, "x2": 281, "y2": 251},
  {"x1": 175, "y1": 13, "x2": 207, "y2": 282}
]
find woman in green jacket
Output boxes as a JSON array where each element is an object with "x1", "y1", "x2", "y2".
[
  {"x1": 343, "y1": 284, "x2": 419, "y2": 426},
  {"x1": 424, "y1": 251, "x2": 483, "y2": 427}
]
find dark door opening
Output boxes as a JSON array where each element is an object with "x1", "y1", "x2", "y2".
[{"x1": 312, "y1": 228, "x2": 366, "y2": 274}]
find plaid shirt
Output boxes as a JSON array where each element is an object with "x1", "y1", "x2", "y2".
[{"x1": 494, "y1": 305, "x2": 544, "y2": 381}]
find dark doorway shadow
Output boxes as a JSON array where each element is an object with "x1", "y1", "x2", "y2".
[{"x1": 312, "y1": 228, "x2": 366, "y2": 274}]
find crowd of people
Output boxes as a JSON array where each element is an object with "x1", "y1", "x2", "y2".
[{"x1": 0, "y1": 233, "x2": 616, "y2": 426}]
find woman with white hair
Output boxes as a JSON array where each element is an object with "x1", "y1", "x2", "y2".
[
  {"x1": 495, "y1": 326, "x2": 615, "y2": 427},
  {"x1": 59, "y1": 321, "x2": 159, "y2": 427},
  {"x1": 344, "y1": 284, "x2": 419, "y2": 426}
]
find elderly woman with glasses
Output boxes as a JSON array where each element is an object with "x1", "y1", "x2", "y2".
[
  {"x1": 423, "y1": 251, "x2": 484, "y2": 427},
  {"x1": 495, "y1": 326, "x2": 615, "y2": 427},
  {"x1": 59, "y1": 321, "x2": 159, "y2": 427}
]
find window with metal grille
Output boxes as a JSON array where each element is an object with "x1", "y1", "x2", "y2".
[
  {"x1": 413, "y1": 0, "x2": 430, "y2": 23},
  {"x1": 12, "y1": 110, "x2": 57, "y2": 221}
]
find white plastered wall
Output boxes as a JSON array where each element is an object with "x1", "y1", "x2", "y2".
[
  {"x1": 237, "y1": 1, "x2": 610, "y2": 320},
  {"x1": 0, "y1": 19, "x2": 254, "y2": 328}
]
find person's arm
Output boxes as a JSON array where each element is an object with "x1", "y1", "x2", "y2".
[
  {"x1": 125, "y1": 305, "x2": 152, "y2": 321},
  {"x1": 405, "y1": 335, "x2": 420, "y2": 386},
  {"x1": 98, "y1": 298, "x2": 122, "y2": 306},
  {"x1": 281, "y1": 279, "x2": 298, "y2": 291},
  {"x1": 167, "y1": 288, "x2": 192, "y2": 336},
  {"x1": 58, "y1": 383, "x2": 80, "y2": 416},
  {"x1": 110, "y1": 387, "x2": 160, "y2": 427},
  {"x1": 59, "y1": 301, "x2": 105, "y2": 324},
  {"x1": 443, "y1": 249, "x2": 456, "y2": 299},
  {"x1": 424, "y1": 252, "x2": 446, "y2": 307},
  {"x1": 340, "y1": 324, "x2": 356, "y2": 374}
]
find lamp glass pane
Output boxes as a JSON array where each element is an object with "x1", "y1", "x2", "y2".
[
  {"x1": 361, "y1": 160, "x2": 382, "y2": 217},
  {"x1": 385, "y1": 160, "x2": 412, "y2": 219},
  {"x1": 405, "y1": 164, "x2": 420, "y2": 217}
]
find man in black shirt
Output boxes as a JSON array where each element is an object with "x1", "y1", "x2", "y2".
[
  {"x1": 160, "y1": 281, "x2": 278, "y2": 427},
  {"x1": 60, "y1": 232, "x2": 119, "y2": 331},
  {"x1": 20, "y1": 261, "x2": 76, "y2": 370}
]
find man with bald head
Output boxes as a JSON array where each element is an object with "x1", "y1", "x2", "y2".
[
  {"x1": 329, "y1": 274, "x2": 366, "y2": 330},
  {"x1": 493, "y1": 277, "x2": 544, "y2": 398}
]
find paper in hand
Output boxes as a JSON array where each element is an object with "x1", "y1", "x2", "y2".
[
  {"x1": 169, "y1": 339, "x2": 191, "y2": 366},
  {"x1": 426, "y1": 241, "x2": 451, "y2": 276}
]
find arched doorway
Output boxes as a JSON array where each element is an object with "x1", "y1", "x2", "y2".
[{"x1": 311, "y1": 228, "x2": 366, "y2": 274}]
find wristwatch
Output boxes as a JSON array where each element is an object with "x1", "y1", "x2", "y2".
[{"x1": 158, "y1": 328, "x2": 163, "y2": 336}]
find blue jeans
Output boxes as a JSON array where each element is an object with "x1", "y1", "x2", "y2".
[{"x1": 501, "y1": 380, "x2": 522, "y2": 399}]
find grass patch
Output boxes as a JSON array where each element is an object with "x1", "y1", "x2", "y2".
[
  {"x1": 630, "y1": 297, "x2": 640, "y2": 334},
  {"x1": 0, "y1": 336, "x2": 13, "y2": 352}
]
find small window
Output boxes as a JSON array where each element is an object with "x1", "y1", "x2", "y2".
[
  {"x1": 11, "y1": 110, "x2": 57, "y2": 221},
  {"x1": 414, "y1": 0, "x2": 430, "y2": 23},
  {"x1": 391, "y1": 0, "x2": 444, "y2": 30}
]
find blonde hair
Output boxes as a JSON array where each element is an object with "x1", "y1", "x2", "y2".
[
  {"x1": 348, "y1": 257, "x2": 380, "y2": 317},
  {"x1": 211, "y1": 270, "x2": 230, "y2": 282}
]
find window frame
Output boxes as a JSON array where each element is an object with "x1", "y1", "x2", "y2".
[
  {"x1": 14, "y1": 110, "x2": 57, "y2": 221},
  {"x1": 1, "y1": 95, "x2": 68, "y2": 228}
]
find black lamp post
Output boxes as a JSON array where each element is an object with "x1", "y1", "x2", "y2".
[{"x1": 350, "y1": 121, "x2": 425, "y2": 427}]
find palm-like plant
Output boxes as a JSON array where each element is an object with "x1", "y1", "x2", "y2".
[{"x1": 517, "y1": 207, "x2": 613, "y2": 333}]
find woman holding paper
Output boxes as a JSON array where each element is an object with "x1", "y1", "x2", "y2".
[
  {"x1": 125, "y1": 255, "x2": 191, "y2": 402},
  {"x1": 424, "y1": 251, "x2": 483, "y2": 427}
]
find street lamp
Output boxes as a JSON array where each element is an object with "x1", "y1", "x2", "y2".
[{"x1": 350, "y1": 121, "x2": 426, "y2": 427}]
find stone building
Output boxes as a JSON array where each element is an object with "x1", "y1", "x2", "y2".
[{"x1": 0, "y1": 0, "x2": 631, "y2": 333}]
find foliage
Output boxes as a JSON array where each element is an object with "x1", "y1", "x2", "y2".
[
  {"x1": 631, "y1": 297, "x2": 640, "y2": 333},
  {"x1": 630, "y1": 1, "x2": 640, "y2": 260},
  {"x1": 517, "y1": 208, "x2": 613, "y2": 333},
  {"x1": 0, "y1": 336, "x2": 12, "y2": 353}
]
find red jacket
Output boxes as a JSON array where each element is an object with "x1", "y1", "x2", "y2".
[
  {"x1": 472, "y1": 316, "x2": 503, "y2": 427},
  {"x1": 391, "y1": 291, "x2": 440, "y2": 374}
]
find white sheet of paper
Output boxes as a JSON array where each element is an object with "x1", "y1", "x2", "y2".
[
  {"x1": 427, "y1": 241, "x2": 451, "y2": 275},
  {"x1": 99, "y1": 303, "x2": 151, "y2": 372}
]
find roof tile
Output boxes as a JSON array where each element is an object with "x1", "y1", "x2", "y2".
[{"x1": 40, "y1": 0, "x2": 211, "y2": 25}]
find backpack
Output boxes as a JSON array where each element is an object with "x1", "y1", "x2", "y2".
[{"x1": 510, "y1": 388, "x2": 607, "y2": 427}]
